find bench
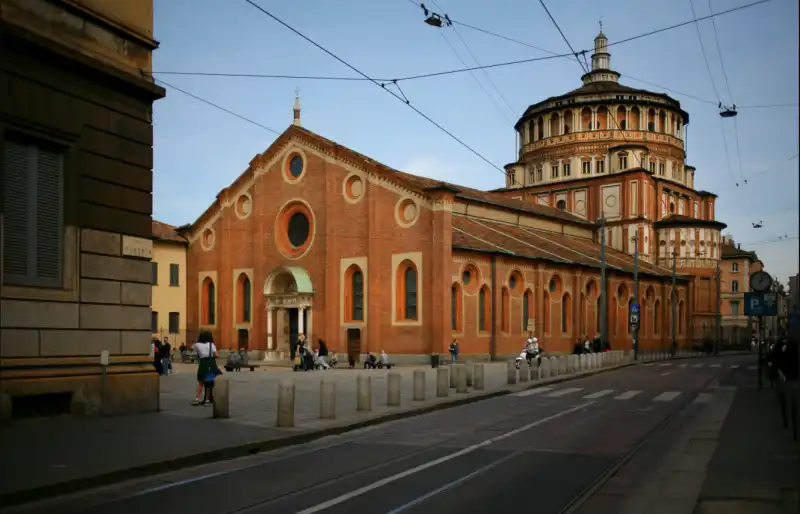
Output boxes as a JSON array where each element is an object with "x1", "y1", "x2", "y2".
[{"x1": 224, "y1": 363, "x2": 261, "y2": 372}]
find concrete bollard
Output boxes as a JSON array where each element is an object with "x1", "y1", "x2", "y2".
[
  {"x1": 507, "y1": 360, "x2": 518, "y2": 385},
  {"x1": 212, "y1": 377, "x2": 230, "y2": 419},
  {"x1": 474, "y1": 363, "x2": 485, "y2": 390},
  {"x1": 569, "y1": 355, "x2": 578, "y2": 373},
  {"x1": 518, "y1": 362, "x2": 529, "y2": 382},
  {"x1": 413, "y1": 370, "x2": 426, "y2": 401},
  {"x1": 357, "y1": 374, "x2": 372, "y2": 411},
  {"x1": 387, "y1": 372, "x2": 401, "y2": 407},
  {"x1": 579, "y1": 353, "x2": 586, "y2": 371},
  {"x1": 559, "y1": 356, "x2": 568, "y2": 375},
  {"x1": 437, "y1": 367, "x2": 449, "y2": 397},
  {"x1": 549, "y1": 356, "x2": 559, "y2": 376},
  {"x1": 276, "y1": 380, "x2": 295, "y2": 428},
  {"x1": 465, "y1": 363, "x2": 474, "y2": 387},
  {"x1": 450, "y1": 364, "x2": 457, "y2": 388},
  {"x1": 541, "y1": 358, "x2": 551, "y2": 379},
  {"x1": 456, "y1": 364, "x2": 468, "y2": 393},
  {"x1": 320, "y1": 380, "x2": 336, "y2": 419}
]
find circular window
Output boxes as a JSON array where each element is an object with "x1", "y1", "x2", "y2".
[
  {"x1": 288, "y1": 212, "x2": 310, "y2": 247},
  {"x1": 509, "y1": 275, "x2": 517, "y2": 289},
  {"x1": 275, "y1": 200, "x2": 315, "y2": 259},
  {"x1": 508, "y1": 270, "x2": 524, "y2": 294},
  {"x1": 235, "y1": 194, "x2": 252, "y2": 219},
  {"x1": 289, "y1": 156, "x2": 304, "y2": 177},
  {"x1": 395, "y1": 198, "x2": 420, "y2": 228},
  {"x1": 343, "y1": 174, "x2": 365, "y2": 203},
  {"x1": 556, "y1": 199, "x2": 566, "y2": 210},
  {"x1": 461, "y1": 264, "x2": 480, "y2": 294},
  {"x1": 201, "y1": 228, "x2": 215, "y2": 250}
]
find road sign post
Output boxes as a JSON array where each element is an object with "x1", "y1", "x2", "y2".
[
  {"x1": 630, "y1": 303, "x2": 640, "y2": 359},
  {"x1": 744, "y1": 292, "x2": 779, "y2": 317}
]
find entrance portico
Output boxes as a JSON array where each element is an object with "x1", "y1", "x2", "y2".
[{"x1": 264, "y1": 266, "x2": 314, "y2": 357}]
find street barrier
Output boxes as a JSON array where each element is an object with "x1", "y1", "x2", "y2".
[
  {"x1": 507, "y1": 360, "x2": 517, "y2": 385},
  {"x1": 466, "y1": 363, "x2": 474, "y2": 387},
  {"x1": 213, "y1": 378, "x2": 230, "y2": 419},
  {"x1": 387, "y1": 372, "x2": 401, "y2": 407},
  {"x1": 357, "y1": 374, "x2": 371, "y2": 412},
  {"x1": 437, "y1": 367, "x2": 449, "y2": 397},
  {"x1": 320, "y1": 380, "x2": 336, "y2": 419},
  {"x1": 413, "y1": 370, "x2": 426, "y2": 401},
  {"x1": 518, "y1": 362, "x2": 529, "y2": 383},
  {"x1": 276, "y1": 380, "x2": 295, "y2": 428},
  {"x1": 456, "y1": 365, "x2": 468, "y2": 393},
  {"x1": 474, "y1": 363, "x2": 485, "y2": 390}
]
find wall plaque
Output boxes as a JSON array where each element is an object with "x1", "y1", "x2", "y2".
[{"x1": 122, "y1": 236, "x2": 153, "y2": 259}]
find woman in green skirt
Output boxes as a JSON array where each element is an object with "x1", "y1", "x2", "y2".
[{"x1": 193, "y1": 331, "x2": 220, "y2": 406}]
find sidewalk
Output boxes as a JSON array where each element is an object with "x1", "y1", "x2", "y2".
[{"x1": 0, "y1": 352, "x2": 634, "y2": 505}]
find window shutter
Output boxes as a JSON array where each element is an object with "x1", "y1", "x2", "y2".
[
  {"x1": 169, "y1": 312, "x2": 179, "y2": 334},
  {"x1": 2, "y1": 141, "x2": 30, "y2": 280},
  {"x1": 36, "y1": 147, "x2": 64, "y2": 284},
  {"x1": 151, "y1": 262, "x2": 158, "y2": 284},
  {"x1": 170, "y1": 263, "x2": 179, "y2": 286},
  {"x1": 151, "y1": 311, "x2": 158, "y2": 333}
]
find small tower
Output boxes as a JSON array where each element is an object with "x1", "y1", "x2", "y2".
[
  {"x1": 293, "y1": 88, "x2": 301, "y2": 127},
  {"x1": 581, "y1": 23, "x2": 620, "y2": 86}
]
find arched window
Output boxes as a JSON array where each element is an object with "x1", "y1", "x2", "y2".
[
  {"x1": 501, "y1": 287, "x2": 510, "y2": 333},
  {"x1": 648, "y1": 109, "x2": 656, "y2": 132},
  {"x1": 451, "y1": 283, "x2": 462, "y2": 332},
  {"x1": 236, "y1": 274, "x2": 252, "y2": 323},
  {"x1": 479, "y1": 286, "x2": 490, "y2": 332},
  {"x1": 597, "y1": 294, "x2": 603, "y2": 333},
  {"x1": 550, "y1": 114, "x2": 559, "y2": 137},
  {"x1": 522, "y1": 290, "x2": 531, "y2": 332},
  {"x1": 630, "y1": 107, "x2": 640, "y2": 130},
  {"x1": 543, "y1": 291, "x2": 551, "y2": 334},
  {"x1": 610, "y1": 296, "x2": 617, "y2": 335},
  {"x1": 202, "y1": 277, "x2": 215, "y2": 325},
  {"x1": 597, "y1": 107, "x2": 608, "y2": 130},
  {"x1": 581, "y1": 108, "x2": 592, "y2": 130},
  {"x1": 678, "y1": 301, "x2": 685, "y2": 335},
  {"x1": 580, "y1": 293, "x2": 586, "y2": 336},
  {"x1": 654, "y1": 300, "x2": 660, "y2": 335},
  {"x1": 352, "y1": 269, "x2": 364, "y2": 321},
  {"x1": 556, "y1": 199, "x2": 566, "y2": 210},
  {"x1": 537, "y1": 118, "x2": 544, "y2": 140},
  {"x1": 344, "y1": 265, "x2": 365, "y2": 322},
  {"x1": 395, "y1": 261, "x2": 418, "y2": 321},
  {"x1": 562, "y1": 293, "x2": 571, "y2": 333}
]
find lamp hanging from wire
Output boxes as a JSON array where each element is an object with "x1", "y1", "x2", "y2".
[
  {"x1": 420, "y1": 4, "x2": 452, "y2": 27},
  {"x1": 719, "y1": 102, "x2": 738, "y2": 118}
]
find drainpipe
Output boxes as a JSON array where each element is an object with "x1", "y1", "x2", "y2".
[{"x1": 490, "y1": 255, "x2": 497, "y2": 361}]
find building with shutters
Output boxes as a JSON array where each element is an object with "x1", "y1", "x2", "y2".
[
  {"x1": 151, "y1": 221, "x2": 188, "y2": 348},
  {"x1": 180, "y1": 90, "x2": 695, "y2": 365},
  {"x1": 0, "y1": 0, "x2": 164, "y2": 418},
  {"x1": 719, "y1": 235, "x2": 761, "y2": 344}
]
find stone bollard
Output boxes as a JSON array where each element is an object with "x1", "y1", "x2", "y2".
[
  {"x1": 276, "y1": 380, "x2": 295, "y2": 428},
  {"x1": 474, "y1": 363, "x2": 485, "y2": 390},
  {"x1": 213, "y1": 378, "x2": 230, "y2": 419},
  {"x1": 450, "y1": 364, "x2": 457, "y2": 388},
  {"x1": 549, "y1": 356, "x2": 559, "y2": 376},
  {"x1": 541, "y1": 358, "x2": 551, "y2": 379},
  {"x1": 579, "y1": 353, "x2": 587, "y2": 372},
  {"x1": 466, "y1": 363, "x2": 474, "y2": 387},
  {"x1": 437, "y1": 367, "x2": 449, "y2": 397},
  {"x1": 568, "y1": 355, "x2": 577, "y2": 373},
  {"x1": 387, "y1": 372, "x2": 401, "y2": 407},
  {"x1": 357, "y1": 374, "x2": 372, "y2": 412},
  {"x1": 518, "y1": 362, "x2": 529, "y2": 382},
  {"x1": 320, "y1": 380, "x2": 336, "y2": 419},
  {"x1": 413, "y1": 370, "x2": 426, "y2": 402},
  {"x1": 558, "y1": 356, "x2": 568, "y2": 375},
  {"x1": 456, "y1": 365, "x2": 468, "y2": 393},
  {"x1": 507, "y1": 360, "x2": 518, "y2": 385}
]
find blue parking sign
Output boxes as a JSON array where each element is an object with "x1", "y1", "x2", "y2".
[{"x1": 744, "y1": 292, "x2": 778, "y2": 316}]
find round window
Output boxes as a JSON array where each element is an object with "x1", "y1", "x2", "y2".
[
  {"x1": 289, "y1": 155, "x2": 304, "y2": 178},
  {"x1": 509, "y1": 275, "x2": 517, "y2": 289},
  {"x1": 462, "y1": 270, "x2": 471, "y2": 285},
  {"x1": 287, "y1": 212, "x2": 310, "y2": 247}
]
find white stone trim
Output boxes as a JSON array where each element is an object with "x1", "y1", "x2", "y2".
[
  {"x1": 198, "y1": 270, "x2": 218, "y2": 329},
  {"x1": 282, "y1": 146, "x2": 308, "y2": 185},
  {"x1": 232, "y1": 268, "x2": 254, "y2": 328},
  {"x1": 340, "y1": 257, "x2": 368, "y2": 326},
  {"x1": 234, "y1": 192, "x2": 253, "y2": 220},
  {"x1": 342, "y1": 172, "x2": 366, "y2": 204},
  {"x1": 391, "y1": 251, "x2": 423, "y2": 327},
  {"x1": 394, "y1": 196, "x2": 420, "y2": 229},
  {"x1": 275, "y1": 198, "x2": 316, "y2": 261}
]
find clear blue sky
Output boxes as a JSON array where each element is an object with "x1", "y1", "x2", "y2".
[{"x1": 152, "y1": 0, "x2": 799, "y2": 283}]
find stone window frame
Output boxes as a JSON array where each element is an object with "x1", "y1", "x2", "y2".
[
  {"x1": 342, "y1": 172, "x2": 366, "y2": 204},
  {"x1": 522, "y1": 289, "x2": 533, "y2": 333},
  {"x1": 0, "y1": 124, "x2": 79, "y2": 303},
  {"x1": 274, "y1": 199, "x2": 316, "y2": 260},
  {"x1": 282, "y1": 147, "x2": 308, "y2": 185},
  {"x1": 478, "y1": 284, "x2": 491, "y2": 334},
  {"x1": 451, "y1": 282, "x2": 463, "y2": 334},
  {"x1": 198, "y1": 271, "x2": 218, "y2": 328},
  {"x1": 341, "y1": 257, "x2": 368, "y2": 327},
  {"x1": 394, "y1": 196, "x2": 420, "y2": 229},
  {"x1": 391, "y1": 252, "x2": 422, "y2": 326},
  {"x1": 233, "y1": 269, "x2": 254, "y2": 326},
  {"x1": 234, "y1": 192, "x2": 253, "y2": 220}
]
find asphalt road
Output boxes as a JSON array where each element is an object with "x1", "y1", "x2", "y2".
[{"x1": 10, "y1": 354, "x2": 756, "y2": 514}]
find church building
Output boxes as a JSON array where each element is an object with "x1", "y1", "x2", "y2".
[{"x1": 180, "y1": 31, "x2": 727, "y2": 362}]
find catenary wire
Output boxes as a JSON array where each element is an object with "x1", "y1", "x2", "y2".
[
  {"x1": 242, "y1": 0, "x2": 524, "y2": 186},
  {"x1": 153, "y1": 78, "x2": 281, "y2": 135},
  {"x1": 710, "y1": 153, "x2": 799, "y2": 194}
]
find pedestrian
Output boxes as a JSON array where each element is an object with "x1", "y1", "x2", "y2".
[
  {"x1": 192, "y1": 331, "x2": 221, "y2": 406},
  {"x1": 152, "y1": 338, "x2": 164, "y2": 375},
  {"x1": 449, "y1": 340, "x2": 459, "y2": 363},
  {"x1": 317, "y1": 339, "x2": 331, "y2": 370},
  {"x1": 161, "y1": 337, "x2": 172, "y2": 376}
]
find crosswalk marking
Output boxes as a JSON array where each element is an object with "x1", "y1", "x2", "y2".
[
  {"x1": 691, "y1": 364, "x2": 704, "y2": 368},
  {"x1": 729, "y1": 364, "x2": 740, "y2": 369},
  {"x1": 678, "y1": 364, "x2": 687, "y2": 368},
  {"x1": 614, "y1": 391, "x2": 641, "y2": 400},
  {"x1": 653, "y1": 391, "x2": 681, "y2": 402},
  {"x1": 657, "y1": 363, "x2": 672, "y2": 367},
  {"x1": 710, "y1": 364, "x2": 721, "y2": 368},
  {"x1": 514, "y1": 387, "x2": 553, "y2": 397},
  {"x1": 583, "y1": 389, "x2": 615, "y2": 399},
  {"x1": 546, "y1": 387, "x2": 583, "y2": 398},
  {"x1": 692, "y1": 393, "x2": 715, "y2": 404}
]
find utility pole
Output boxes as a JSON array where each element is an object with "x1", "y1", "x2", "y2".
[
  {"x1": 714, "y1": 259, "x2": 721, "y2": 355},
  {"x1": 599, "y1": 212, "x2": 608, "y2": 347},
  {"x1": 671, "y1": 250, "x2": 677, "y2": 356},
  {"x1": 633, "y1": 231, "x2": 640, "y2": 360}
]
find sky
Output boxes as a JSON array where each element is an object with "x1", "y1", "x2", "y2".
[{"x1": 151, "y1": 0, "x2": 799, "y2": 284}]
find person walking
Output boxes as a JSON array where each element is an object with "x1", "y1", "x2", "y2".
[
  {"x1": 317, "y1": 339, "x2": 331, "y2": 370},
  {"x1": 192, "y1": 331, "x2": 221, "y2": 406}
]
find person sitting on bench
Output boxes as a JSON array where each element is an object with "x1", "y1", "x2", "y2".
[
  {"x1": 364, "y1": 353, "x2": 378, "y2": 369},
  {"x1": 377, "y1": 350, "x2": 392, "y2": 369}
]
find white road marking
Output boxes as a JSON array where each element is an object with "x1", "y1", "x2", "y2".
[
  {"x1": 747, "y1": 365, "x2": 758, "y2": 370},
  {"x1": 657, "y1": 363, "x2": 672, "y2": 367},
  {"x1": 710, "y1": 364, "x2": 722, "y2": 368},
  {"x1": 692, "y1": 393, "x2": 715, "y2": 404},
  {"x1": 615, "y1": 390, "x2": 641, "y2": 400},
  {"x1": 661, "y1": 372, "x2": 672, "y2": 376},
  {"x1": 583, "y1": 389, "x2": 615, "y2": 399},
  {"x1": 295, "y1": 401, "x2": 596, "y2": 514},
  {"x1": 729, "y1": 364, "x2": 740, "y2": 369},
  {"x1": 546, "y1": 387, "x2": 584, "y2": 398},
  {"x1": 513, "y1": 387, "x2": 553, "y2": 397},
  {"x1": 653, "y1": 391, "x2": 681, "y2": 402},
  {"x1": 691, "y1": 363, "x2": 704, "y2": 368},
  {"x1": 678, "y1": 364, "x2": 687, "y2": 368}
]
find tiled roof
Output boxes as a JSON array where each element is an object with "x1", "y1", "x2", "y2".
[
  {"x1": 721, "y1": 243, "x2": 758, "y2": 261},
  {"x1": 654, "y1": 214, "x2": 727, "y2": 230},
  {"x1": 452, "y1": 215, "x2": 682, "y2": 280},
  {"x1": 152, "y1": 220, "x2": 188, "y2": 244},
  {"x1": 294, "y1": 127, "x2": 593, "y2": 227}
]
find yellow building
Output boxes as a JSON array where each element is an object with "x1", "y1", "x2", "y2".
[
  {"x1": 1, "y1": 0, "x2": 164, "y2": 418},
  {"x1": 720, "y1": 235, "x2": 761, "y2": 343},
  {"x1": 151, "y1": 221, "x2": 188, "y2": 347}
]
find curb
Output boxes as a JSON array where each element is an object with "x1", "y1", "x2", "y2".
[{"x1": 0, "y1": 355, "x2": 701, "y2": 506}]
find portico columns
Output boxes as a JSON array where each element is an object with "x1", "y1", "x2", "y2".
[
  {"x1": 266, "y1": 308, "x2": 274, "y2": 350},
  {"x1": 298, "y1": 307, "x2": 305, "y2": 336},
  {"x1": 306, "y1": 307, "x2": 313, "y2": 344}
]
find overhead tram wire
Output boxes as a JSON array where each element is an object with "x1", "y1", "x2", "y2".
[
  {"x1": 706, "y1": 0, "x2": 749, "y2": 187},
  {"x1": 152, "y1": 78, "x2": 281, "y2": 135},
  {"x1": 710, "y1": 153, "x2": 799, "y2": 194},
  {"x1": 242, "y1": 0, "x2": 525, "y2": 187}
]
